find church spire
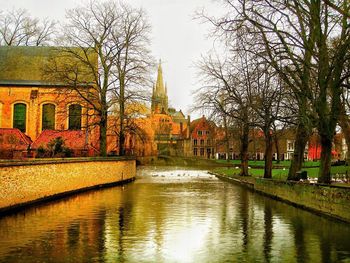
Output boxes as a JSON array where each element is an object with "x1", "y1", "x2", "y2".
[
  {"x1": 151, "y1": 59, "x2": 169, "y2": 114},
  {"x1": 155, "y1": 59, "x2": 166, "y2": 95}
]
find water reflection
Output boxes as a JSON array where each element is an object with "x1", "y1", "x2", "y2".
[
  {"x1": 0, "y1": 166, "x2": 350, "y2": 263},
  {"x1": 263, "y1": 203, "x2": 273, "y2": 263}
]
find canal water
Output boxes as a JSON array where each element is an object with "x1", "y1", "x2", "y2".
[{"x1": 0, "y1": 166, "x2": 350, "y2": 263}]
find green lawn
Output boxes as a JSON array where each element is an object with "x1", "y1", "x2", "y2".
[
  {"x1": 214, "y1": 165, "x2": 350, "y2": 180},
  {"x1": 215, "y1": 159, "x2": 320, "y2": 168}
]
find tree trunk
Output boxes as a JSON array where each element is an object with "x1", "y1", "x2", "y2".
[
  {"x1": 119, "y1": 82, "x2": 125, "y2": 156},
  {"x1": 240, "y1": 120, "x2": 249, "y2": 176},
  {"x1": 287, "y1": 123, "x2": 310, "y2": 181},
  {"x1": 318, "y1": 135, "x2": 332, "y2": 184},
  {"x1": 338, "y1": 104, "x2": 350, "y2": 163},
  {"x1": 99, "y1": 112, "x2": 107, "y2": 157},
  {"x1": 264, "y1": 132, "x2": 273, "y2": 179},
  {"x1": 273, "y1": 132, "x2": 280, "y2": 164},
  {"x1": 223, "y1": 115, "x2": 230, "y2": 162}
]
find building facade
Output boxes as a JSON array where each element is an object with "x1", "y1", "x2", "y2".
[
  {"x1": 187, "y1": 116, "x2": 216, "y2": 159},
  {"x1": 0, "y1": 46, "x2": 99, "y2": 158},
  {"x1": 106, "y1": 61, "x2": 190, "y2": 157}
]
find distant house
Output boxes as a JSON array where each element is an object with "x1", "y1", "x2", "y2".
[
  {"x1": 307, "y1": 132, "x2": 341, "y2": 161},
  {"x1": 185, "y1": 116, "x2": 216, "y2": 159}
]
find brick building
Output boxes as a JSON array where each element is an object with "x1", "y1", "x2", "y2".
[
  {"x1": 0, "y1": 46, "x2": 99, "y2": 158},
  {"x1": 106, "y1": 61, "x2": 190, "y2": 157}
]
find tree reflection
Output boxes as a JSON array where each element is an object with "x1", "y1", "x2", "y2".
[
  {"x1": 263, "y1": 203, "x2": 273, "y2": 263},
  {"x1": 320, "y1": 237, "x2": 331, "y2": 263},
  {"x1": 291, "y1": 217, "x2": 308, "y2": 263},
  {"x1": 238, "y1": 188, "x2": 249, "y2": 251}
]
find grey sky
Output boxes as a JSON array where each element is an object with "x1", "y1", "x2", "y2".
[{"x1": 0, "y1": 0, "x2": 224, "y2": 118}]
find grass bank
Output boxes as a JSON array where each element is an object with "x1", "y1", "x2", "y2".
[
  {"x1": 213, "y1": 165, "x2": 350, "y2": 182},
  {"x1": 214, "y1": 159, "x2": 321, "y2": 168}
]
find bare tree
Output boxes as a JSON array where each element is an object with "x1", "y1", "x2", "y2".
[
  {"x1": 0, "y1": 8, "x2": 56, "y2": 46},
  {"x1": 247, "y1": 60, "x2": 286, "y2": 178},
  {"x1": 194, "y1": 52, "x2": 254, "y2": 176},
  {"x1": 47, "y1": 0, "x2": 153, "y2": 156},
  {"x1": 200, "y1": 0, "x2": 350, "y2": 183}
]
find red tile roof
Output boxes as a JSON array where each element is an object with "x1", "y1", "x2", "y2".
[
  {"x1": 31, "y1": 130, "x2": 87, "y2": 150},
  {"x1": 0, "y1": 128, "x2": 32, "y2": 150}
]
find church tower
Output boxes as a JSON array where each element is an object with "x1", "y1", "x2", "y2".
[{"x1": 151, "y1": 60, "x2": 168, "y2": 114}]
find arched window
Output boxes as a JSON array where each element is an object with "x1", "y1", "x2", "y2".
[
  {"x1": 68, "y1": 104, "x2": 82, "y2": 130},
  {"x1": 13, "y1": 103, "x2": 27, "y2": 133},
  {"x1": 42, "y1": 103, "x2": 56, "y2": 130}
]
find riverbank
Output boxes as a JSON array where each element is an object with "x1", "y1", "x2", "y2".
[
  {"x1": 212, "y1": 172, "x2": 350, "y2": 223},
  {"x1": 0, "y1": 157, "x2": 136, "y2": 214},
  {"x1": 137, "y1": 156, "x2": 231, "y2": 167}
]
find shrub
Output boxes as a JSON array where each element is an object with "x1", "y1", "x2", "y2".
[{"x1": 36, "y1": 137, "x2": 74, "y2": 158}]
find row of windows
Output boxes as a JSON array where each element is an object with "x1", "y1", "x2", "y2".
[
  {"x1": 12, "y1": 103, "x2": 82, "y2": 133},
  {"x1": 193, "y1": 148, "x2": 212, "y2": 156},
  {"x1": 197, "y1": 130, "x2": 210, "y2": 136},
  {"x1": 193, "y1": 139, "x2": 211, "y2": 146}
]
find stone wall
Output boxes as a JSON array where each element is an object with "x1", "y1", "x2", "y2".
[
  {"x1": 0, "y1": 158, "x2": 136, "y2": 212},
  {"x1": 215, "y1": 174, "x2": 350, "y2": 223},
  {"x1": 254, "y1": 179, "x2": 350, "y2": 222}
]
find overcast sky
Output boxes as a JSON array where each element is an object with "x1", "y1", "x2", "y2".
[{"x1": 0, "y1": 0, "x2": 225, "y2": 119}]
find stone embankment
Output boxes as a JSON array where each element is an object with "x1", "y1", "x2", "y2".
[
  {"x1": 137, "y1": 156, "x2": 229, "y2": 167},
  {"x1": 0, "y1": 157, "x2": 136, "y2": 213},
  {"x1": 213, "y1": 173, "x2": 350, "y2": 223}
]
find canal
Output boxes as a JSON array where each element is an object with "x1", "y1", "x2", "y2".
[{"x1": 0, "y1": 166, "x2": 350, "y2": 263}]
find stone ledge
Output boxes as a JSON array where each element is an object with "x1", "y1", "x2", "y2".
[{"x1": 0, "y1": 156, "x2": 135, "y2": 167}]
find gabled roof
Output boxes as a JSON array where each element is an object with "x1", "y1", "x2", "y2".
[
  {"x1": 190, "y1": 116, "x2": 216, "y2": 132},
  {"x1": 0, "y1": 128, "x2": 32, "y2": 150},
  {"x1": 31, "y1": 130, "x2": 87, "y2": 150},
  {"x1": 0, "y1": 46, "x2": 97, "y2": 86},
  {"x1": 169, "y1": 109, "x2": 186, "y2": 119}
]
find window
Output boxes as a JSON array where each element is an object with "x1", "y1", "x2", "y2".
[
  {"x1": 200, "y1": 148, "x2": 204, "y2": 156},
  {"x1": 13, "y1": 103, "x2": 27, "y2": 133},
  {"x1": 42, "y1": 104, "x2": 56, "y2": 130},
  {"x1": 207, "y1": 139, "x2": 211, "y2": 146},
  {"x1": 200, "y1": 139, "x2": 204, "y2": 146},
  {"x1": 197, "y1": 130, "x2": 202, "y2": 136},
  {"x1": 193, "y1": 139, "x2": 197, "y2": 146},
  {"x1": 287, "y1": 141, "x2": 295, "y2": 151},
  {"x1": 206, "y1": 131, "x2": 210, "y2": 135},
  {"x1": 69, "y1": 104, "x2": 82, "y2": 130},
  {"x1": 193, "y1": 148, "x2": 198, "y2": 156},
  {"x1": 207, "y1": 148, "x2": 211, "y2": 158}
]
